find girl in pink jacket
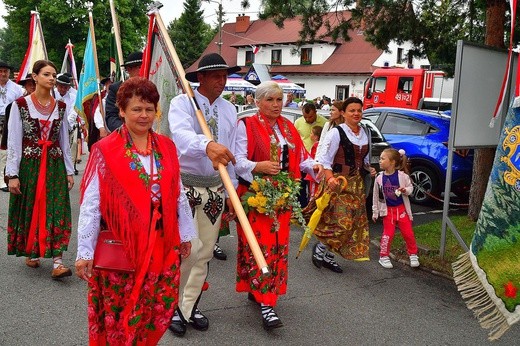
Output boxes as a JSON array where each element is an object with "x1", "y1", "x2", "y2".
[{"x1": 372, "y1": 148, "x2": 419, "y2": 269}]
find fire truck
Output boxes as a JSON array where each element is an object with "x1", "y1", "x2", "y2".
[{"x1": 363, "y1": 68, "x2": 453, "y2": 111}]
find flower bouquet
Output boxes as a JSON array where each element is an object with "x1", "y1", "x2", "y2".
[{"x1": 241, "y1": 171, "x2": 307, "y2": 232}]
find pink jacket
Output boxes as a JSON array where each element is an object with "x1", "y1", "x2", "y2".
[{"x1": 372, "y1": 170, "x2": 414, "y2": 221}]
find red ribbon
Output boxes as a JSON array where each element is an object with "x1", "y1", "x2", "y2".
[{"x1": 26, "y1": 137, "x2": 52, "y2": 257}]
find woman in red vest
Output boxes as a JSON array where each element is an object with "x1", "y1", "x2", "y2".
[
  {"x1": 75, "y1": 77, "x2": 195, "y2": 345},
  {"x1": 234, "y1": 81, "x2": 323, "y2": 330}
]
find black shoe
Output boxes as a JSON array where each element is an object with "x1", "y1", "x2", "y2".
[
  {"x1": 213, "y1": 243, "x2": 227, "y2": 261},
  {"x1": 74, "y1": 169, "x2": 79, "y2": 176},
  {"x1": 323, "y1": 253, "x2": 343, "y2": 273},
  {"x1": 169, "y1": 310, "x2": 187, "y2": 337},
  {"x1": 190, "y1": 308, "x2": 209, "y2": 331},
  {"x1": 0, "y1": 187, "x2": 8, "y2": 192},
  {"x1": 311, "y1": 243, "x2": 323, "y2": 268},
  {"x1": 248, "y1": 292, "x2": 259, "y2": 305},
  {"x1": 261, "y1": 306, "x2": 283, "y2": 330}
]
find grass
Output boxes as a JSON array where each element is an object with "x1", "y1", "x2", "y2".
[{"x1": 386, "y1": 215, "x2": 476, "y2": 277}]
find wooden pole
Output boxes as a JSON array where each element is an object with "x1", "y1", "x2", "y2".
[
  {"x1": 109, "y1": 0, "x2": 126, "y2": 81},
  {"x1": 87, "y1": 7, "x2": 104, "y2": 130},
  {"x1": 152, "y1": 10, "x2": 269, "y2": 276}
]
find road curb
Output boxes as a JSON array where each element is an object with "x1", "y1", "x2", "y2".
[{"x1": 370, "y1": 239, "x2": 454, "y2": 281}]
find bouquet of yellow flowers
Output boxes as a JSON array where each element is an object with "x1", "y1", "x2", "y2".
[{"x1": 241, "y1": 171, "x2": 307, "y2": 232}]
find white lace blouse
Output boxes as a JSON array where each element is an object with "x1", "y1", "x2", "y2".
[{"x1": 76, "y1": 153, "x2": 197, "y2": 261}]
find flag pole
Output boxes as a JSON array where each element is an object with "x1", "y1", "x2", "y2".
[
  {"x1": 150, "y1": 6, "x2": 270, "y2": 276},
  {"x1": 86, "y1": 3, "x2": 104, "y2": 129},
  {"x1": 109, "y1": 0, "x2": 126, "y2": 81}
]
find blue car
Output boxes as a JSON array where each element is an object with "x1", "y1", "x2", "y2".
[{"x1": 363, "y1": 107, "x2": 473, "y2": 205}]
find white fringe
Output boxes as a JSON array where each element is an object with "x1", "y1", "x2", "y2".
[{"x1": 452, "y1": 252, "x2": 511, "y2": 341}]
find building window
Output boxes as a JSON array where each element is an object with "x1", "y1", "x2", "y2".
[
  {"x1": 271, "y1": 49, "x2": 282, "y2": 65},
  {"x1": 301, "y1": 48, "x2": 312, "y2": 65},
  {"x1": 245, "y1": 51, "x2": 255, "y2": 66},
  {"x1": 336, "y1": 85, "x2": 349, "y2": 100},
  {"x1": 397, "y1": 48, "x2": 404, "y2": 64}
]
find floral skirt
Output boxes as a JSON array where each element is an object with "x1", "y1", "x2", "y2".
[
  {"x1": 313, "y1": 173, "x2": 370, "y2": 261},
  {"x1": 236, "y1": 210, "x2": 291, "y2": 307},
  {"x1": 7, "y1": 156, "x2": 71, "y2": 258},
  {"x1": 87, "y1": 239, "x2": 181, "y2": 346}
]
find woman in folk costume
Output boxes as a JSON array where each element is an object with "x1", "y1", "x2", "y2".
[
  {"x1": 6, "y1": 60, "x2": 75, "y2": 278},
  {"x1": 75, "y1": 77, "x2": 195, "y2": 345},
  {"x1": 314, "y1": 97, "x2": 376, "y2": 262},
  {"x1": 234, "y1": 81, "x2": 323, "y2": 330}
]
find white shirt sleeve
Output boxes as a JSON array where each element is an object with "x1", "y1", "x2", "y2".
[
  {"x1": 76, "y1": 170, "x2": 101, "y2": 261},
  {"x1": 5, "y1": 102, "x2": 23, "y2": 176},
  {"x1": 234, "y1": 120, "x2": 257, "y2": 182},
  {"x1": 60, "y1": 111, "x2": 75, "y2": 175},
  {"x1": 93, "y1": 99, "x2": 106, "y2": 129},
  {"x1": 168, "y1": 95, "x2": 212, "y2": 159},
  {"x1": 315, "y1": 127, "x2": 340, "y2": 170}
]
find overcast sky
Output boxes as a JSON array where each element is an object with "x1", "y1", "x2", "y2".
[{"x1": 0, "y1": 0, "x2": 261, "y2": 29}]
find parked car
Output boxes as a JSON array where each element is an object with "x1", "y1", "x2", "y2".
[
  {"x1": 362, "y1": 107, "x2": 473, "y2": 204},
  {"x1": 237, "y1": 107, "x2": 391, "y2": 171}
]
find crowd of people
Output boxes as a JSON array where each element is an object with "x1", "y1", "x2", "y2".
[{"x1": 0, "y1": 51, "x2": 420, "y2": 344}]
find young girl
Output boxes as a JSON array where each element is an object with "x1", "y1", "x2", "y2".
[
  {"x1": 306, "y1": 125, "x2": 323, "y2": 197},
  {"x1": 372, "y1": 148, "x2": 419, "y2": 269}
]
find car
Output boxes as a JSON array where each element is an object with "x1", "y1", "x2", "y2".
[
  {"x1": 362, "y1": 107, "x2": 473, "y2": 205},
  {"x1": 237, "y1": 107, "x2": 391, "y2": 171}
]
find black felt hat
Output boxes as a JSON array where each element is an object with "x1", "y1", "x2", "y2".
[
  {"x1": 56, "y1": 73, "x2": 72, "y2": 85},
  {"x1": 185, "y1": 53, "x2": 240, "y2": 82},
  {"x1": 122, "y1": 51, "x2": 143, "y2": 68},
  {"x1": 0, "y1": 61, "x2": 14, "y2": 70},
  {"x1": 17, "y1": 73, "x2": 34, "y2": 86}
]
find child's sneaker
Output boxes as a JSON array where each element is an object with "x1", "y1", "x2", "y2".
[
  {"x1": 378, "y1": 256, "x2": 393, "y2": 269},
  {"x1": 409, "y1": 254, "x2": 420, "y2": 268}
]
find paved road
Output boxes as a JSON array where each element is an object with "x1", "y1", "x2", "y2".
[{"x1": 0, "y1": 160, "x2": 518, "y2": 345}]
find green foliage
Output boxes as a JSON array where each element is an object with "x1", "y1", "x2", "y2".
[
  {"x1": 0, "y1": 0, "x2": 152, "y2": 76},
  {"x1": 167, "y1": 0, "x2": 217, "y2": 69}
]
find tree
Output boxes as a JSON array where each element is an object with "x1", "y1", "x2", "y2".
[
  {"x1": 167, "y1": 0, "x2": 217, "y2": 69},
  {"x1": 247, "y1": 0, "x2": 510, "y2": 216},
  {"x1": 0, "y1": 0, "x2": 152, "y2": 77}
]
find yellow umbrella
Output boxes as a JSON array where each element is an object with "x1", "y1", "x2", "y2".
[{"x1": 296, "y1": 176, "x2": 347, "y2": 258}]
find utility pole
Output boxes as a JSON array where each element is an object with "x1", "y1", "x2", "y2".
[{"x1": 217, "y1": 0, "x2": 223, "y2": 55}]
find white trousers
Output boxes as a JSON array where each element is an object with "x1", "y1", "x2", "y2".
[{"x1": 178, "y1": 184, "x2": 224, "y2": 320}]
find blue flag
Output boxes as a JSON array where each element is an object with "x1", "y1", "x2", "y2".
[{"x1": 74, "y1": 29, "x2": 98, "y2": 123}]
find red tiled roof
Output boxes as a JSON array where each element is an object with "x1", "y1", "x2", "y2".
[{"x1": 187, "y1": 10, "x2": 383, "y2": 76}]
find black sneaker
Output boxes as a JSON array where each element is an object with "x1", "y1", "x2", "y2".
[
  {"x1": 213, "y1": 243, "x2": 227, "y2": 261},
  {"x1": 311, "y1": 243, "x2": 323, "y2": 268}
]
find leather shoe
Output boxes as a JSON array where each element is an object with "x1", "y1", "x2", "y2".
[
  {"x1": 51, "y1": 264, "x2": 72, "y2": 279},
  {"x1": 323, "y1": 254, "x2": 343, "y2": 273},
  {"x1": 311, "y1": 243, "x2": 323, "y2": 268},
  {"x1": 25, "y1": 257, "x2": 40, "y2": 268},
  {"x1": 190, "y1": 308, "x2": 209, "y2": 331},
  {"x1": 0, "y1": 187, "x2": 8, "y2": 192},
  {"x1": 213, "y1": 244, "x2": 227, "y2": 261},
  {"x1": 169, "y1": 310, "x2": 187, "y2": 337}
]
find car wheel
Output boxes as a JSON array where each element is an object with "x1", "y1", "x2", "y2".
[{"x1": 410, "y1": 165, "x2": 438, "y2": 205}]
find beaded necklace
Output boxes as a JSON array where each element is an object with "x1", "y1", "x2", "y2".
[
  {"x1": 30, "y1": 93, "x2": 55, "y2": 116},
  {"x1": 122, "y1": 126, "x2": 163, "y2": 186}
]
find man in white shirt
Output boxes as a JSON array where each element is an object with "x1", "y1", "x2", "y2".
[
  {"x1": 168, "y1": 53, "x2": 239, "y2": 337},
  {"x1": 0, "y1": 61, "x2": 24, "y2": 192}
]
